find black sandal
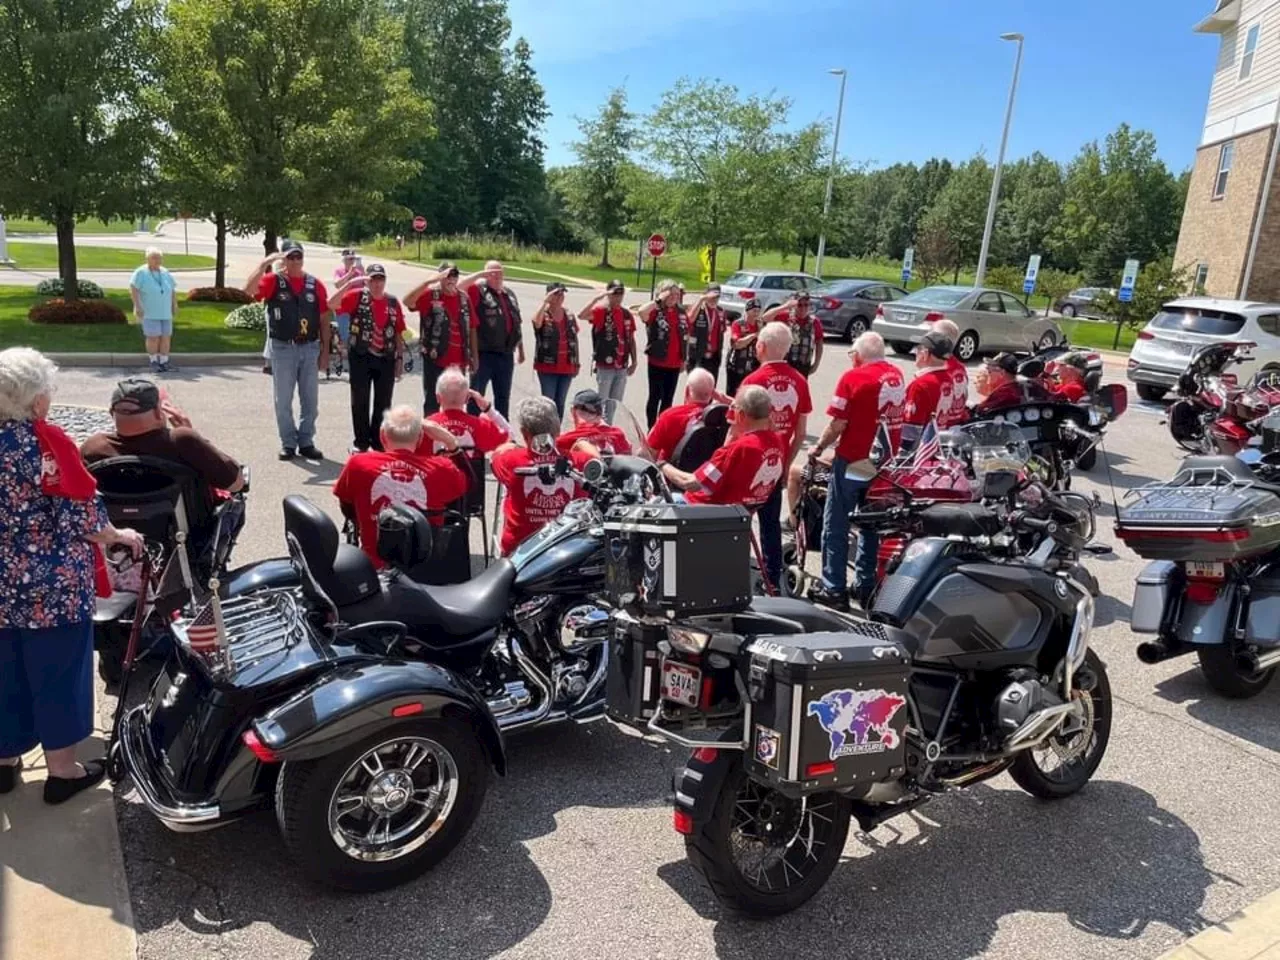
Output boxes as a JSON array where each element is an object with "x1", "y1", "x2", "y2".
[
  {"x1": 43, "y1": 759, "x2": 106, "y2": 805},
  {"x1": 0, "y1": 759, "x2": 21, "y2": 795}
]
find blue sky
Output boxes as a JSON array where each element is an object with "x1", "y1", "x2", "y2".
[{"x1": 507, "y1": 0, "x2": 1217, "y2": 172}]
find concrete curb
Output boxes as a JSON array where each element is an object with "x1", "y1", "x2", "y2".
[
  {"x1": 49, "y1": 352, "x2": 261, "y2": 368},
  {"x1": 1159, "y1": 887, "x2": 1280, "y2": 959}
]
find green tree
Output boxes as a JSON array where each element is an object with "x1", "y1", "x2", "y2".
[
  {"x1": 0, "y1": 0, "x2": 159, "y2": 298},
  {"x1": 158, "y1": 0, "x2": 430, "y2": 256},
  {"x1": 1037, "y1": 267, "x2": 1081, "y2": 317},
  {"x1": 567, "y1": 88, "x2": 635, "y2": 267},
  {"x1": 918, "y1": 155, "x2": 992, "y2": 282},
  {"x1": 993, "y1": 152, "x2": 1064, "y2": 266},
  {"x1": 1093, "y1": 257, "x2": 1190, "y2": 348}
]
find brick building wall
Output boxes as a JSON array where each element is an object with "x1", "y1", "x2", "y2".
[
  {"x1": 1245, "y1": 139, "x2": 1280, "y2": 301},
  {"x1": 1174, "y1": 124, "x2": 1273, "y2": 298}
]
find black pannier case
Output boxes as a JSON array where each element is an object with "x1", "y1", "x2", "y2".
[
  {"x1": 605, "y1": 617, "x2": 663, "y2": 727},
  {"x1": 604, "y1": 503, "x2": 752, "y2": 617},
  {"x1": 743, "y1": 630, "x2": 910, "y2": 797}
]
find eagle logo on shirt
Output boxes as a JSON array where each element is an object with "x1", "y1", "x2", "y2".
[
  {"x1": 767, "y1": 380, "x2": 800, "y2": 412},
  {"x1": 750, "y1": 455, "x2": 784, "y2": 493},
  {"x1": 523, "y1": 472, "x2": 576, "y2": 499},
  {"x1": 879, "y1": 378, "x2": 907, "y2": 412},
  {"x1": 370, "y1": 462, "x2": 430, "y2": 512}
]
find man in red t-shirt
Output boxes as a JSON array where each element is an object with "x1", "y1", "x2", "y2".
[
  {"x1": 333, "y1": 405, "x2": 469, "y2": 569},
  {"x1": 930, "y1": 318, "x2": 969, "y2": 427},
  {"x1": 244, "y1": 239, "x2": 333, "y2": 462},
  {"x1": 763, "y1": 291, "x2": 824, "y2": 377},
  {"x1": 808, "y1": 331, "x2": 906, "y2": 610},
  {"x1": 740, "y1": 321, "x2": 812, "y2": 587},
  {"x1": 580, "y1": 280, "x2": 637, "y2": 419},
  {"x1": 492, "y1": 396, "x2": 593, "y2": 555},
  {"x1": 557, "y1": 389, "x2": 633, "y2": 456},
  {"x1": 1048, "y1": 352, "x2": 1090, "y2": 403},
  {"x1": 406, "y1": 262, "x2": 479, "y2": 415},
  {"x1": 646, "y1": 368, "x2": 726, "y2": 461},
  {"x1": 973, "y1": 353, "x2": 1050, "y2": 415},
  {"x1": 903, "y1": 331, "x2": 954, "y2": 448},
  {"x1": 332, "y1": 264, "x2": 406, "y2": 453},
  {"x1": 638, "y1": 280, "x2": 690, "y2": 428},
  {"x1": 661, "y1": 386, "x2": 785, "y2": 515},
  {"x1": 420, "y1": 366, "x2": 511, "y2": 455}
]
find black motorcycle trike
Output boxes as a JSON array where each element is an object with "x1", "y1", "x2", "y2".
[{"x1": 111, "y1": 454, "x2": 654, "y2": 891}]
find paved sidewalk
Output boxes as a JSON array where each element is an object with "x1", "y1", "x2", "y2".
[
  {"x1": 1161, "y1": 889, "x2": 1280, "y2": 960},
  {"x1": 0, "y1": 738, "x2": 135, "y2": 960}
]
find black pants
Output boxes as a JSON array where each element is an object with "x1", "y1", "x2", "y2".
[
  {"x1": 422, "y1": 360, "x2": 445, "y2": 415},
  {"x1": 350, "y1": 351, "x2": 396, "y2": 451},
  {"x1": 646, "y1": 366, "x2": 681, "y2": 427},
  {"x1": 758, "y1": 480, "x2": 784, "y2": 588}
]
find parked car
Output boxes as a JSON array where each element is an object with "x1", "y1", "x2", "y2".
[
  {"x1": 1054, "y1": 287, "x2": 1114, "y2": 319},
  {"x1": 812, "y1": 279, "x2": 909, "y2": 341},
  {"x1": 1126, "y1": 297, "x2": 1280, "y2": 402},
  {"x1": 873, "y1": 285, "x2": 1064, "y2": 362},
  {"x1": 718, "y1": 270, "x2": 822, "y2": 319}
]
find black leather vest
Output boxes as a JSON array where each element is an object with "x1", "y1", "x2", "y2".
[
  {"x1": 786, "y1": 313, "x2": 816, "y2": 373},
  {"x1": 473, "y1": 282, "x2": 522, "y2": 353},
  {"x1": 593, "y1": 306, "x2": 633, "y2": 367},
  {"x1": 349, "y1": 290, "x2": 401, "y2": 357},
  {"x1": 267, "y1": 273, "x2": 321, "y2": 343},
  {"x1": 688, "y1": 305, "x2": 724, "y2": 366},
  {"x1": 727, "y1": 320, "x2": 762, "y2": 376},
  {"x1": 534, "y1": 309, "x2": 579, "y2": 368},
  {"x1": 645, "y1": 305, "x2": 688, "y2": 362},
  {"x1": 420, "y1": 290, "x2": 472, "y2": 366}
]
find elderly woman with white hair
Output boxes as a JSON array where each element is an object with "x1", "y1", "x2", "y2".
[
  {"x1": 130, "y1": 246, "x2": 179, "y2": 373},
  {"x1": 0, "y1": 348, "x2": 143, "y2": 803}
]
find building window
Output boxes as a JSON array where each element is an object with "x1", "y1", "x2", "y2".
[
  {"x1": 1241, "y1": 23, "x2": 1261, "y2": 80},
  {"x1": 1215, "y1": 140, "x2": 1235, "y2": 198},
  {"x1": 1194, "y1": 263, "x2": 1209, "y2": 294}
]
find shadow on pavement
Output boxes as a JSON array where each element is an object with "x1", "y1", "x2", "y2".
[
  {"x1": 116, "y1": 719, "x2": 674, "y2": 960},
  {"x1": 1094, "y1": 593, "x2": 1132, "y2": 628},
  {"x1": 657, "y1": 780, "x2": 1215, "y2": 960},
  {"x1": 1155, "y1": 667, "x2": 1280, "y2": 754}
]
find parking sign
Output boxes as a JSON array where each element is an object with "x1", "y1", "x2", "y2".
[
  {"x1": 902, "y1": 247, "x2": 914, "y2": 285},
  {"x1": 1023, "y1": 254, "x2": 1041, "y2": 296},
  {"x1": 1119, "y1": 259, "x2": 1139, "y2": 304}
]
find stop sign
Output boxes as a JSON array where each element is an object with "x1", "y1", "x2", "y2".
[
  {"x1": 647, "y1": 233, "x2": 667, "y2": 258},
  {"x1": 412, "y1": 215, "x2": 427, "y2": 233}
]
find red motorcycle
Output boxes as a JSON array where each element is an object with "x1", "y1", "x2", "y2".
[{"x1": 1167, "y1": 341, "x2": 1280, "y2": 455}]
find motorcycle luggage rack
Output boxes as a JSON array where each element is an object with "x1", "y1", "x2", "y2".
[{"x1": 180, "y1": 590, "x2": 307, "y2": 676}]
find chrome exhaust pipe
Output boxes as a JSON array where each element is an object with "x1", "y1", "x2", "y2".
[
  {"x1": 498, "y1": 638, "x2": 568, "y2": 732},
  {"x1": 1236, "y1": 647, "x2": 1280, "y2": 677},
  {"x1": 1137, "y1": 639, "x2": 1187, "y2": 665}
]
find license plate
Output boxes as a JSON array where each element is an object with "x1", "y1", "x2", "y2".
[
  {"x1": 1186, "y1": 561, "x2": 1226, "y2": 579},
  {"x1": 894, "y1": 310, "x2": 916, "y2": 325},
  {"x1": 1166, "y1": 340, "x2": 1194, "y2": 355},
  {"x1": 661, "y1": 660, "x2": 701, "y2": 707}
]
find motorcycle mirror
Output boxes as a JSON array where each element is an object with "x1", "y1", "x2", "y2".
[{"x1": 582, "y1": 458, "x2": 606, "y2": 484}]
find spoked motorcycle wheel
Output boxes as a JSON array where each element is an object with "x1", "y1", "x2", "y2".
[
  {"x1": 1197, "y1": 644, "x2": 1276, "y2": 699},
  {"x1": 685, "y1": 756, "x2": 852, "y2": 917},
  {"x1": 1009, "y1": 650, "x2": 1112, "y2": 800},
  {"x1": 276, "y1": 719, "x2": 488, "y2": 891}
]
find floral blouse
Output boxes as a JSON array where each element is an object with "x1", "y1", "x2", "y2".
[{"x1": 0, "y1": 419, "x2": 109, "y2": 629}]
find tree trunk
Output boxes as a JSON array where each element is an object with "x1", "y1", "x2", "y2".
[
  {"x1": 738, "y1": 247, "x2": 746, "y2": 270},
  {"x1": 799, "y1": 243, "x2": 807, "y2": 273},
  {"x1": 952, "y1": 262, "x2": 961, "y2": 284},
  {"x1": 56, "y1": 213, "x2": 78, "y2": 303},
  {"x1": 214, "y1": 212, "x2": 227, "y2": 289},
  {"x1": 600, "y1": 235, "x2": 611, "y2": 269},
  {"x1": 709, "y1": 243, "x2": 718, "y2": 282},
  {"x1": 263, "y1": 226, "x2": 278, "y2": 255}
]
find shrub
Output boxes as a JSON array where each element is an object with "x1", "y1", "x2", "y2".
[
  {"x1": 187, "y1": 286, "x2": 253, "y2": 304},
  {"x1": 29, "y1": 298, "x2": 127, "y2": 325},
  {"x1": 224, "y1": 302, "x2": 266, "y2": 331},
  {"x1": 34, "y1": 277, "x2": 105, "y2": 299}
]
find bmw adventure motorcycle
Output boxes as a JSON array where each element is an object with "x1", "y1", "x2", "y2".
[
  {"x1": 113, "y1": 452, "x2": 654, "y2": 891},
  {"x1": 605, "y1": 468, "x2": 1111, "y2": 916}
]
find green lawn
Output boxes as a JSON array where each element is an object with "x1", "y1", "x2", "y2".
[
  {"x1": 1058, "y1": 317, "x2": 1136, "y2": 352},
  {"x1": 0, "y1": 286, "x2": 255, "y2": 353},
  {"x1": 4, "y1": 217, "x2": 140, "y2": 235},
  {"x1": 5, "y1": 243, "x2": 214, "y2": 271}
]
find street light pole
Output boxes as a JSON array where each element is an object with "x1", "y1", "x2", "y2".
[
  {"x1": 0, "y1": 214, "x2": 11, "y2": 265},
  {"x1": 815, "y1": 67, "x2": 847, "y2": 280},
  {"x1": 974, "y1": 32, "x2": 1024, "y2": 288}
]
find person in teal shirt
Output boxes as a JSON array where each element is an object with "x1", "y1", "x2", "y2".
[{"x1": 130, "y1": 247, "x2": 178, "y2": 373}]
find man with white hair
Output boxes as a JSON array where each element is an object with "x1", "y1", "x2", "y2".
[
  {"x1": 931, "y1": 317, "x2": 969, "y2": 426},
  {"x1": 461, "y1": 260, "x2": 524, "y2": 419},
  {"x1": 646, "y1": 366, "x2": 728, "y2": 462},
  {"x1": 491, "y1": 396, "x2": 592, "y2": 555},
  {"x1": 421, "y1": 365, "x2": 511, "y2": 455},
  {"x1": 807, "y1": 330, "x2": 905, "y2": 610},
  {"x1": 130, "y1": 247, "x2": 179, "y2": 373},
  {"x1": 333, "y1": 404, "x2": 468, "y2": 569},
  {"x1": 740, "y1": 321, "x2": 812, "y2": 588},
  {"x1": 659, "y1": 385, "x2": 785, "y2": 512},
  {"x1": 637, "y1": 279, "x2": 690, "y2": 427}
]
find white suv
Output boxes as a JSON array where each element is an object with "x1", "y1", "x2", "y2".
[{"x1": 1126, "y1": 297, "x2": 1280, "y2": 402}]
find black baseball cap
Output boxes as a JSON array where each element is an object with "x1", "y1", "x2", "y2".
[
  {"x1": 706, "y1": 283, "x2": 722, "y2": 294},
  {"x1": 571, "y1": 389, "x2": 603, "y2": 415},
  {"x1": 366, "y1": 263, "x2": 387, "y2": 279},
  {"x1": 110, "y1": 377, "x2": 161, "y2": 414},
  {"x1": 744, "y1": 298, "x2": 762, "y2": 312},
  {"x1": 340, "y1": 248, "x2": 356, "y2": 258},
  {"x1": 438, "y1": 261, "x2": 460, "y2": 277},
  {"x1": 545, "y1": 281, "x2": 567, "y2": 294},
  {"x1": 281, "y1": 239, "x2": 304, "y2": 259},
  {"x1": 1057, "y1": 350, "x2": 1090, "y2": 371},
  {"x1": 986, "y1": 352, "x2": 1020, "y2": 376},
  {"x1": 917, "y1": 331, "x2": 953, "y2": 358},
  {"x1": 606, "y1": 279, "x2": 625, "y2": 294}
]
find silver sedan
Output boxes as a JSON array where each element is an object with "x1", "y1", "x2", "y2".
[{"x1": 873, "y1": 285, "x2": 1064, "y2": 362}]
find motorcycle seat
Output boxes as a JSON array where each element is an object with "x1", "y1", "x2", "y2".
[
  {"x1": 918, "y1": 503, "x2": 1005, "y2": 539},
  {"x1": 749, "y1": 596, "x2": 919, "y2": 655},
  {"x1": 382, "y1": 559, "x2": 517, "y2": 639}
]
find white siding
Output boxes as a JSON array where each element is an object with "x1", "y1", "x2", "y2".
[{"x1": 1202, "y1": 0, "x2": 1280, "y2": 143}]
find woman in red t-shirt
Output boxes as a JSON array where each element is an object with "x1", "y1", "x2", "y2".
[
  {"x1": 531, "y1": 282, "x2": 580, "y2": 417},
  {"x1": 639, "y1": 280, "x2": 689, "y2": 428}
]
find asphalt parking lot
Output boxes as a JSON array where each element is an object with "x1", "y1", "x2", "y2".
[{"x1": 50, "y1": 333, "x2": 1280, "y2": 960}]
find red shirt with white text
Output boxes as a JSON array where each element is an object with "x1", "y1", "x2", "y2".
[
  {"x1": 687, "y1": 429, "x2": 786, "y2": 508},
  {"x1": 741, "y1": 361, "x2": 813, "y2": 451},
  {"x1": 420, "y1": 409, "x2": 509, "y2": 455},
  {"x1": 827, "y1": 360, "x2": 906, "y2": 462},
  {"x1": 492, "y1": 447, "x2": 591, "y2": 555}
]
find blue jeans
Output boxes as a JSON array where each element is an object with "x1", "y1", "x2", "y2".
[
  {"x1": 596, "y1": 367, "x2": 628, "y2": 422},
  {"x1": 758, "y1": 480, "x2": 784, "y2": 588},
  {"x1": 821, "y1": 456, "x2": 877, "y2": 599},
  {"x1": 538, "y1": 372, "x2": 574, "y2": 418},
  {"x1": 271, "y1": 339, "x2": 321, "y2": 449},
  {"x1": 470, "y1": 351, "x2": 515, "y2": 419},
  {"x1": 0, "y1": 621, "x2": 94, "y2": 755}
]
